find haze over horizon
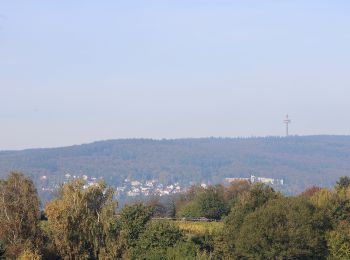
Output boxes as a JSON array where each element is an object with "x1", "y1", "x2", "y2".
[
  {"x1": 3, "y1": 134, "x2": 350, "y2": 152},
  {"x1": 1, "y1": 1, "x2": 350, "y2": 150}
]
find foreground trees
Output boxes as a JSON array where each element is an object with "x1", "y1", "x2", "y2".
[
  {"x1": 133, "y1": 221, "x2": 184, "y2": 259},
  {"x1": 327, "y1": 221, "x2": 350, "y2": 259},
  {"x1": 234, "y1": 197, "x2": 329, "y2": 259},
  {"x1": 215, "y1": 183, "x2": 280, "y2": 257},
  {"x1": 0, "y1": 172, "x2": 42, "y2": 258},
  {"x1": 3, "y1": 173, "x2": 350, "y2": 259},
  {"x1": 119, "y1": 203, "x2": 152, "y2": 252},
  {"x1": 336, "y1": 176, "x2": 350, "y2": 190},
  {"x1": 176, "y1": 184, "x2": 240, "y2": 220},
  {"x1": 45, "y1": 179, "x2": 121, "y2": 259}
]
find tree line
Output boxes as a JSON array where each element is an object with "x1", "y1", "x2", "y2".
[
  {"x1": 1, "y1": 172, "x2": 350, "y2": 259},
  {"x1": 2, "y1": 136, "x2": 350, "y2": 197}
]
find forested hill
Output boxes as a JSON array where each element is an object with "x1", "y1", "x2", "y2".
[{"x1": 1, "y1": 136, "x2": 350, "y2": 194}]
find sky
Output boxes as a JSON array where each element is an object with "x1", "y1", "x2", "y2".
[{"x1": 1, "y1": 0, "x2": 350, "y2": 150}]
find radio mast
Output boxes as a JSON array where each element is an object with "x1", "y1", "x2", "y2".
[{"x1": 284, "y1": 114, "x2": 291, "y2": 136}]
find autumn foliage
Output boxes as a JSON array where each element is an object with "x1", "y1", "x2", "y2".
[{"x1": 1, "y1": 173, "x2": 350, "y2": 259}]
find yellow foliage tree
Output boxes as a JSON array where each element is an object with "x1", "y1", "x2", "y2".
[
  {"x1": 45, "y1": 179, "x2": 121, "y2": 259},
  {"x1": 0, "y1": 172, "x2": 42, "y2": 258}
]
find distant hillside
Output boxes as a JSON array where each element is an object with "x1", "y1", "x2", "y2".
[{"x1": 1, "y1": 136, "x2": 350, "y2": 195}]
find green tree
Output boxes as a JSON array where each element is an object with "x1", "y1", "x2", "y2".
[
  {"x1": 311, "y1": 188, "x2": 350, "y2": 224},
  {"x1": 238, "y1": 183, "x2": 279, "y2": 212},
  {"x1": 133, "y1": 220, "x2": 183, "y2": 259},
  {"x1": 216, "y1": 183, "x2": 279, "y2": 257},
  {"x1": 191, "y1": 232, "x2": 215, "y2": 254},
  {"x1": 196, "y1": 186, "x2": 227, "y2": 219},
  {"x1": 166, "y1": 241, "x2": 198, "y2": 260},
  {"x1": 327, "y1": 221, "x2": 350, "y2": 260},
  {"x1": 119, "y1": 203, "x2": 152, "y2": 250},
  {"x1": 224, "y1": 180, "x2": 251, "y2": 209},
  {"x1": 177, "y1": 185, "x2": 227, "y2": 220},
  {"x1": 336, "y1": 176, "x2": 350, "y2": 190},
  {"x1": 176, "y1": 200, "x2": 201, "y2": 218},
  {"x1": 45, "y1": 179, "x2": 121, "y2": 259},
  {"x1": 0, "y1": 172, "x2": 42, "y2": 258},
  {"x1": 235, "y1": 197, "x2": 329, "y2": 259}
]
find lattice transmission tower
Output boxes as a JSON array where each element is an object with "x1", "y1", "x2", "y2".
[{"x1": 284, "y1": 114, "x2": 291, "y2": 136}]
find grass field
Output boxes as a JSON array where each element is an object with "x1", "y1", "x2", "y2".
[{"x1": 173, "y1": 221, "x2": 223, "y2": 235}]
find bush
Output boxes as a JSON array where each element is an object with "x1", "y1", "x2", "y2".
[
  {"x1": 177, "y1": 186, "x2": 227, "y2": 220},
  {"x1": 234, "y1": 197, "x2": 329, "y2": 259},
  {"x1": 133, "y1": 220, "x2": 183, "y2": 259}
]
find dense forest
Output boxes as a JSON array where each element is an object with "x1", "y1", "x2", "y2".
[
  {"x1": 1, "y1": 136, "x2": 350, "y2": 197},
  {"x1": 1, "y1": 172, "x2": 350, "y2": 259}
]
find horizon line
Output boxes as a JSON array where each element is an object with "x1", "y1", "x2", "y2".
[{"x1": 1, "y1": 134, "x2": 349, "y2": 152}]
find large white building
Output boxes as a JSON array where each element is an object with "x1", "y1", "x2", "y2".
[{"x1": 225, "y1": 175, "x2": 284, "y2": 185}]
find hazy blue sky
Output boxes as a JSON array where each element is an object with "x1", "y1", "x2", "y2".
[{"x1": 1, "y1": 1, "x2": 350, "y2": 149}]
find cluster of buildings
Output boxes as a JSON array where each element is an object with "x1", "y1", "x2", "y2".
[
  {"x1": 38, "y1": 173, "x2": 102, "y2": 192},
  {"x1": 63, "y1": 173, "x2": 101, "y2": 189},
  {"x1": 38, "y1": 173, "x2": 284, "y2": 198},
  {"x1": 116, "y1": 179, "x2": 184, "y2": 197},
  {"x1": 225, "y1": 175, "x2": 284, "y2": 185},
  {"x1": 39, "y1": 174, "x2": 186, "y2": 197}
]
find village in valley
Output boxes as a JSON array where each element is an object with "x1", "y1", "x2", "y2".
[
  {"x1": 116, "y1": 178, "x2": 184, "y2": 197},
  {"x1": 38, "y1": 173, "x2": 284, "y2": 198}
]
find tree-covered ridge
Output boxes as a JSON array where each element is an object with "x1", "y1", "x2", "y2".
[
  {"x1": 2, "y1": 172, "x2": 350, "y2": 259},
  {"x1": 1, "y1": 136, "x2": 350, "y2": 197}
]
